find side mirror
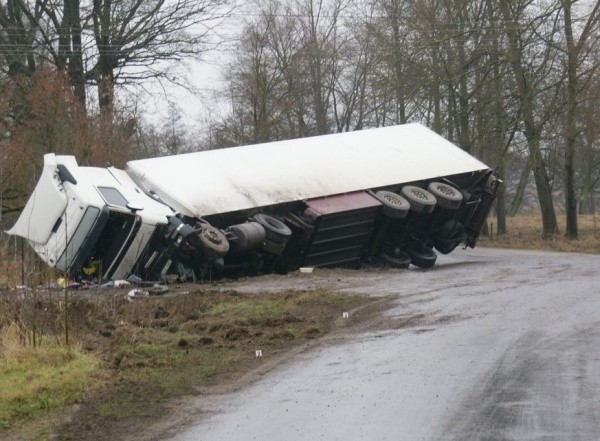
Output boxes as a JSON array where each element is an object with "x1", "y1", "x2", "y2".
[{"x1": 127, "y1": 203, "x2": 144, "y2": 213}]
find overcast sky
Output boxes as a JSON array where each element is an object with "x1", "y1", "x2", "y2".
[{"x1": 131, "y1": 1, "x2": 249, "y2": 133}]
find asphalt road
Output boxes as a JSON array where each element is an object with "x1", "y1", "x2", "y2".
[{"x1": 167, "y1": 248, "x2": 600, "y2": 441}]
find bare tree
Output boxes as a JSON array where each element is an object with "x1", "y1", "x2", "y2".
[
  {"x1": 215, "y1": 3, "x2": 289, "y2": 145},
  {"x1": 88, "y1": 0, "x2": 231, "y2": 119},
  {"x1": 0, "y1": 0, "x2": 231, "y2": 117},
  {"x1": 203, "y1": 0, "x2": 600, "y2": 245},
  {"x1": 0, "y1": 0, "x2": 39, "y2": 78},
  {"x1": 577, "y1": 65, "x2": 600, "y2": 214},
  {"x1": 368, "y1": 0, "x2": 416, "y2": 126},
  {"x1": 559, "y1": 0, "x2": 600, "y2": 238},
  {"x1": 498, "y1": 0, "x2": 561, "y2": 237}
]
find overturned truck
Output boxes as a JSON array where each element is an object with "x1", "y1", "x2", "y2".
[{"x1": 7, "y1": 124, "x2": 500, "y2": 282}]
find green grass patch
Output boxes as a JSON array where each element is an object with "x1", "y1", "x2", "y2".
[
  {"x1": 208, "y1": 298, "x2": 288, "y2": 318},
  {"x1": 0, "y1": 339, "x2": 98, "y2": 430}
]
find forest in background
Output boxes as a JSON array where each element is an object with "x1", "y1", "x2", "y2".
[{"x1": 1, "y1": 0, "x2": 599, "y2": 241}]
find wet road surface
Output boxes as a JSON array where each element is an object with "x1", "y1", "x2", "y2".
[{"x1": 166, "y1": 248, "x2": 600, "y2": 441}]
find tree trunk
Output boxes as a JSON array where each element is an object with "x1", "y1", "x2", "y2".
[
  {"x1": 390, "y1": 4, "x2": 407, "y2": 124},
  {"x1": 98, "y1": 66, "x2": 114, "y2": 120},
  {"x1": 94, "y1": 0, "x2": 114, "y2": 120},
  {"x1": 491, "y1": 21, "x2": 507, "y2": 234},
  {"x1": 455, "y1": 2, "x2": 471, "y2": 153},
  {"x1": 559, "y1": 0, "x2": 600, "y2": 236},
  {"x1": 500, "y1": 2, "x2": 558, "y2": 237},
  {"x1": 579, "y1": 179, "x2": 595, "y2": 214},
  {"x1": 562, "y1": 0, "x2": 578, "y2": 238},
  {"x1": 67, "y1": 0, "x2": 86, "y2": 107},
  {"x1": 507, "y1": 156, "x2": 532, "y2": 217},
  {"x1": 431, "y1": 49, "x2": 442, "y2": 134},
  {"x1": 496, "y1": 161, "x2": 507, "y2": 235},
  {"x1": 529, "y1": 134, "x2": 558, "y2": 237}
]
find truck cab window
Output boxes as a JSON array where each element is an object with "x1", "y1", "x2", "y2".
[
  {"x1": 98, "y1": 187, "x2": 129, "y2": 208},
  {"x1": 56, "y1": 207, "x2": 101, "y2": 272}
]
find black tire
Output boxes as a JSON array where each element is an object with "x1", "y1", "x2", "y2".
[
  {"x1": 400, "y1": 186, "x2": 437, "y2": 214},
  {"x1": 433, "y1": 239, "x2": 460, "y2": 255},
  {"x1": 406, "y1": 240, "x2": 437, "y2": 269},
  {"x1": 262, "y1": 239, "x2": 287, "y2": 255},
  {"x1": 253, "y1": 213, "x2": 292, "y2": 243},
  {"x1": 433, "y1": 220, "x2": 464, "y2": 254},
  {"x1": 381, "y1": 251, "x2": 410, "y2": 269},
  {"x1": 374, "y1": 191, "x2": 410, "y2": 219},
  {"x1": 211, "y1": 257, "x2": 225, "y2": 276},
  {"x1": 197, "y1": 226, "x2": 230, "y2": 257},
  {"x1": 427, "y1": 182, "x2": 463, "y2": 210}
]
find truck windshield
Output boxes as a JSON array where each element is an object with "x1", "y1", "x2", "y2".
[
  {"x1": 87, "y1": 210, "x2": 140, "y2": 278},
  {"x1": 56, "y1": 207, "x2": 101, "y2": 272},
  {"x1": 55, "y1": 206, "x2": 141, "y2": 279}
]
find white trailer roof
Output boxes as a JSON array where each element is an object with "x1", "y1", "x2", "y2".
[{"x1": 126, "y1": 124, "x2": 489, "y2": 218}]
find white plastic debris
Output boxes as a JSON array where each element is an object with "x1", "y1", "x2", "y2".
[
  {"x1": 342, "y1": 312, "x2": 349, "y2": 318},
  {"x1": 148, "y1": 284, "x2": 168, "y2": 295},
  {"x1": 299, "y1": 267, "x2": 314, "y2": 273},
  {"x1": 255, "y1": 350, "x2": 263, "y2": 357},
  {"x1": 127, "y1": 289, "x2": 149, "y2": 299}
]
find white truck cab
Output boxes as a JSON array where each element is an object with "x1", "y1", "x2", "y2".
[{"x1": 8, "y1": 154, "x2": 174, "y2": 280}]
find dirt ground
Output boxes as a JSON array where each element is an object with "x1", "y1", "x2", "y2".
[{"x1": 103, "y1": 293, "x2": 394, "y2": 441}]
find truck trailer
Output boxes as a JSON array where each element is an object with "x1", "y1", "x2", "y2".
[{"x1": 6, "y1": 123, "x2": 500, "y2": 283}]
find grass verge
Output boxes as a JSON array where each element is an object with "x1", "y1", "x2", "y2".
[
  {"x1": 479, "y1": 213, "x2": 600, "y2": 253},
  {"x1": 0, "y1": 323, "x2": 98, "y2": 431},
  {"x1": 0, "y1": 287, "x2": 371, "y2": 441}
]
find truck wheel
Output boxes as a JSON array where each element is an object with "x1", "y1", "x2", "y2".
[
  {"x1": 262, "y1": 240, "x2": 287, "y2": 255},
  {"x1": 374, "y1": 191, "x2": 410, "y2": 219},
  {"x1": 427, "y1": 182, "x2": 463, "y2": 210},
  {"x1": 433, "y1": 220, "x2": 464, "y2": 254},
  {"x1": 400, "y1": 186, "x2": 437, "y2": 214},
  {"x1": 253, "y1": 213, "x2": 292, "y2": 243},
  {"x1": 198, "y1": 226, "x2": 230, "y2": 257},
  {"x1": 407, "y1": 240, "x2": 437, "y2": 269},
  {"x1": 381, "y1": 251, "x2": 410, "y2": 269}
]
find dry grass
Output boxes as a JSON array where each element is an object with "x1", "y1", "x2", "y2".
[
  {"x1": 479, "y1": 213, "x2": 600, "y2": 253},
  {"x1": 0, "y1": 239, "x2": 56, "y2": 288}
]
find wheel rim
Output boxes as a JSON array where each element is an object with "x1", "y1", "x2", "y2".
[
  {"x1": 410, "y1": 188, "x2": 429, "y2": 200},
  {"x1": 427, "y1": 182, "x2": 463, "y2": 210},
  {"x1": 384, "y1": 193, "x2": 400, "y2": 205},
  {"x1": 204, "y1": 229, "x2": 222, "y2": 244},
  {"x1": 433, "y1": 184, "x2": 455, "y2": 197}
]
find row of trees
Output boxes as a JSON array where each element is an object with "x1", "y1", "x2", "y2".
[
  {"x1": 0, "y1": 0, "x2": 230, "y2": 116},
  {"x1": 0, "y1": 0, "x2": 229, "y2": 218},
  {"x1": 1, "y1": 0, "x2": 600, "y2": 240},
  {"x1": 209, "y1": 0, "x2": 600, "y2": 238}
]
